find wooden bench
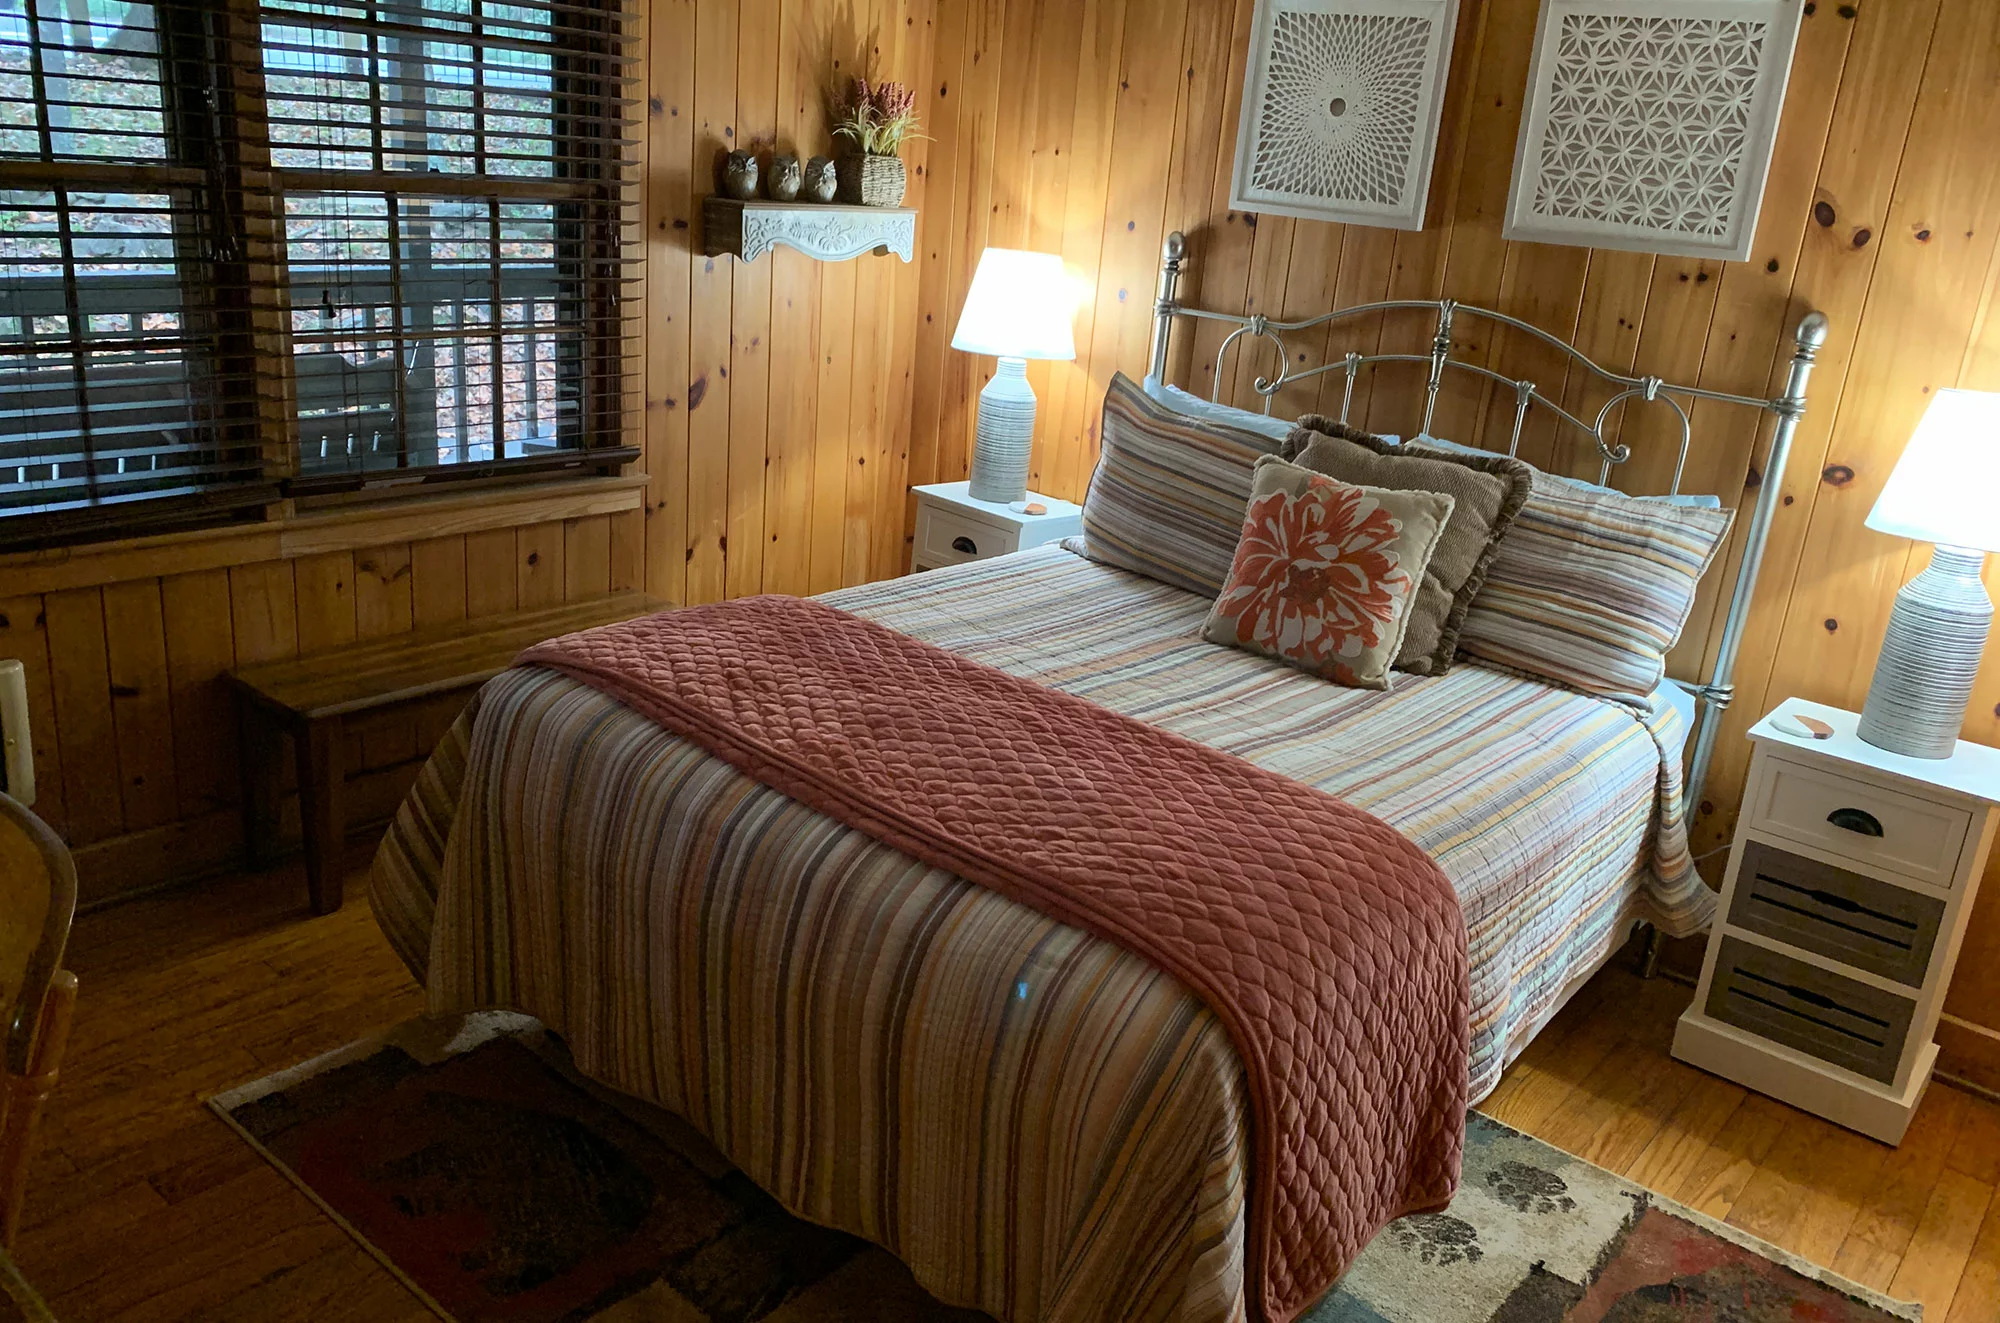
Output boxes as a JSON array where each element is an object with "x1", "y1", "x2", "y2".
[{"x1": 228, "y1": 592, "x2": 672, "y2": 915}]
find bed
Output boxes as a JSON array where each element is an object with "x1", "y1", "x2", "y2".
[{"x1": 371, "y1": 236, "x2": 1830, "y2": 1323}]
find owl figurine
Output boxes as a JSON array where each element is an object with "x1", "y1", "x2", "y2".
[
  {"x1": 722, "y1": 150, "x2": 759, "y2": 201},
  {"x1": 768, "y1": 153, "x2": 803, "y2": 202},
  {"x1": 802, "y1": 155, "x2": 838, "y2": 204}
]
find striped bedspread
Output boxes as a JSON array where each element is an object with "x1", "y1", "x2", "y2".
[{"x1": 372, "y1": 544, "x2": 1714, "y2": 1323}]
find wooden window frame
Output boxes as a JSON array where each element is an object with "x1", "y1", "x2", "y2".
[{"x1": 0, "y1": 0, "x2": 642, "y2": 555}]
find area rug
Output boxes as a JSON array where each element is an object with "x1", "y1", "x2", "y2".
[{"x1": 210, "y1": 1014, "x2": 1922, "y2": 1323}]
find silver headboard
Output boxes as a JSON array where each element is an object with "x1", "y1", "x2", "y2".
[{"x1": 1146, "y1": 231, "x2": 1829, "y2": 817}]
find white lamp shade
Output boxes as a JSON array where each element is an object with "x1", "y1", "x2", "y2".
[
  {"x1": 1867, "y1": 388, "x2": 2000, "y2": 554},
  {"x1": 950, "y1": 248, "x2": 1076, "y2": 361}
]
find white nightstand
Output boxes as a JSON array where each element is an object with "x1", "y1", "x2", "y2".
[
  {"x1": 910, "y1": 482, "x2": 1083, "y2": 572},
  {"x1": 1672, "y1": 697, "x2": 2000, "y2": 1144}
]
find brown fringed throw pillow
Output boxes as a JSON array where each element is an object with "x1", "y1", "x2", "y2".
[
  {"x1": 1286, "y1": 417, "x2": 1532, "y2": 676},
  {"x1": 1203, "y1": 455, "x2": 1453, "y2": 690}
]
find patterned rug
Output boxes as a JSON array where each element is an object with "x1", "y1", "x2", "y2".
[{"x1": 210, "y1": 1014, "x2": 1921, "y2": 1323}]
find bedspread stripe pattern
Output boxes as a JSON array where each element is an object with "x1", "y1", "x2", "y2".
[
  {"x1": 376, "y1": 545, "x2": 1712, "y2": 1323},
  {"x1": 513, "y1": 595, "x2": 1469, "y2": 1322}
]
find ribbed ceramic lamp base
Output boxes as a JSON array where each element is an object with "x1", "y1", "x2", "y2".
[
  {"x1": 1858, "y1": 545, "x2": 1992, "y2": 760},
  {"x1": 967, "y1": 357, "x2": 1035, "y2": 505}
]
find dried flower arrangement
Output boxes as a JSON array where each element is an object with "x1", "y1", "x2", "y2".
[{"x1": 832, "y1": 78, "x2": 926, "y2": 158}]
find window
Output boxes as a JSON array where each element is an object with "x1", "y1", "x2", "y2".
[{"x1": 0, "y1": 0, "x2": 635, "y2": 551}]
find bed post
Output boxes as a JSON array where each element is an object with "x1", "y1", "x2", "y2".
[
  {"x1": 1683, "y1": 310, "x2": 1830, "y2": 828},
  {"x1": 1150, "y1": 232, "x2": 1187, "y2": 384}
]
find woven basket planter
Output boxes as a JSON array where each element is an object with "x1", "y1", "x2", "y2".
[{"x1": 836, "y1": 153, "x2": 907, "y2": 207}]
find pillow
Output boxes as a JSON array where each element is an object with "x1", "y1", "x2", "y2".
[
  {"x1": 1142, "y1": 374, "x2": 1296, "y2": 442},
  {"x1": 1078, "y1": 372, "x2": 1286, "y2": 597},
  {"x1": 1456, "y1": 479, "x2": 1735, "y2": 706},
  {"x1": 1400, "y1": 433, "x2": 1724, "y2": 509},
  {"x1": 1286, "y1": 416, "x2": 1532, "y2": 676},
  {"x1": 1204, "y1": 456, "x2": 1453, "y2": 690}
]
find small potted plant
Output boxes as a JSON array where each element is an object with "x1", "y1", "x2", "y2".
[{"x1": 832, "y1": 78, "x2": 923, "y2": 207}]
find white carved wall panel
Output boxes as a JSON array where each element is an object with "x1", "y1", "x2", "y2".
[
  {"x1": 1505, "y1": 0, "x2": 1803, "y2": 262},
  {"x1": 1229, "y1": 0, "x2": 1460, "y2": 230}
]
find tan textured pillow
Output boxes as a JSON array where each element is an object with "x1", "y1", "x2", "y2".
[
  {"x1": 1203, "y1": 456, "x2": 1453, "y2": 691},
  {"x1": 1286, "y1": 418, "x2": 1531, "y2": 675}
]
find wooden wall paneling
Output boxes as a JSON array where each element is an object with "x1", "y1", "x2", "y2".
[
  {"x1": 1422, "y1": 0, "x2": 1541, "y2": 448},
  {"x1": 462, "y1": 528, "x2": 520, "y2": 618},
  {"x1": 292, "y1": 553, "x2": 356, "y2": 656},
  {"x1": 1313, "y1": 222, "x2": 1398, "y2": 427},
  {"x1": 1005, "y1": 0, "x2": 1081, "y2": 495},
  {"x1": 930, "y1": 0, "x2": 1011, "y2": 494},
  {"x1": 159, "y1": 570, "x2": 238, "y2": 820},
  {"x1": 901, "y1": 0, "x2": 970, "y2": 508},
  {"x1": 876, "y1": 0, "x2": 935, "y2": 579},
  {"x1": 845, "y1": 239, "x2": 891, "y2": 588},
  {"x1": 761, "y1": 0, "x2": 825, "y2": 595},
  {"x1": 42, "y1": 588, "x2": 121, "y2": 846},
  {"x1": 808, "y1": 255, "x2": 857, "y2": 595},
  {"x1": 563, "y1": 515, "x2": 614, "y2": 600},
  {"x1": 683, "y1": 0, "x2": 737, "y2": 606},
  {"x1": 1686, "y1": 0, "x2": 1944, "y2": 854},
  {"x1": 409, "y1": 536, "x2": 469, "y2": 627},
  {"x1": 516, "y1": 521, "x2": 567, "y2": 609},
  {"x1": 1157, "y1": 0, "x2": 1249, "y2": 399},
  {"x1": 1532, "y1": 250, "x2": 1654, "y2": 478},
  {"x1": 1070, "y1": 0, "x2": 1192, "y2": 494},
  {"x1": 1762, "y1": 0, "x2": 2000, "y2": 731},
  {"x1": 843, "y1": 0, "x2": 892, "y2": 586},
  {"x1": 1263, "y1": 223, "x2": 1345, "y2": 422},
  {"x1": 609, "y1": 508, "x2": 646, "y2": 593},
  {"x1": 1039, "y1": 0, "x2": 1132, "y2": 502},
  {"x1": 1467, "y1": 240, "x2": 1588, "y2": 458},
  {"x1": 1668, "y1": 3, "x2": 1857, "y2": 691},
  {"x1": 99, "y1": 582, "x2": 178, "y2": 834},
  {"x1": 352, "y1": 544, "x2": 413, "y2": 640},
  {"x1": 1228, "y1": 212, "x2": 1296, "y2": 408},
  {"x1": 725, "y1": 0, "x2": 778, "y2": 600},
  {"x1": 227, "y1": 563, "x2": 298, "y2": 667},
  {"x1": 0, "y1": 594, "x2": 64, "y2": 833},
  {"x1": 1171, "y1": 0, "x2": 1255, "y2": 412},
  {"x1": 644, "y1": 0, "x2": 698, "y2": 606},
  {"x1": 1360, "y1": 0, "x2": 1493, "y2": 436}
]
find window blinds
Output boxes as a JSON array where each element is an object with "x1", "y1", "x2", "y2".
[{"x1": 0, "y1": 0, "x2": 637, "y2": 550}]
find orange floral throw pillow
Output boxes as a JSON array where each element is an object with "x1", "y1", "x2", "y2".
[{"x1": 1203, "y1": 456, "x2": 1455, "y2": 690}]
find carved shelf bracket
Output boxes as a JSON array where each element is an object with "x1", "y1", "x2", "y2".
[{"x1": 702, "y1": 198, "x2": 916, "y2": 264}]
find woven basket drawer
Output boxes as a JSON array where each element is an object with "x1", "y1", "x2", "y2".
[
  {"x1": 1705, "y1": 936, "x2": 1915, "y2": 1084},
  {"x1": 1728, "y1": 840, "x2": 1945, "y2": 988}
]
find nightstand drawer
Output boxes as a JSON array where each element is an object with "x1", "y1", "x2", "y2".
[
  {"x1": 1728, "y1": 840, "x2": 1945, "y2": 988},
  {"x1": 1706, "y1": 936, "x2": 1915, "y2": 1084},
  {"x1": 1748, "y1": 754, "x2": 1972, "y2": 887},
  {"x1": 915, "y1": 503, "x2": 1019, "y2": 568}
]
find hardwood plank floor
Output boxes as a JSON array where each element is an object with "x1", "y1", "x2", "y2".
[{"x1": 20, "y1": 853, "x2": 2000, "y2": 1321}]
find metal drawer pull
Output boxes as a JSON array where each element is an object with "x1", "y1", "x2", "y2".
[
  {"x1": 1827, "y1": 807, "x2": 1884, "y2": 837},
  {"x1": 952, "y1": 535, "x2": 978, "y2": 554}
]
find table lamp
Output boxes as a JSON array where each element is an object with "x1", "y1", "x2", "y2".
[
  {"x1": 951, "y1": 248, "x2": 1076, "y2": 506},
  {"x1": 1857, "y1": 388, "x2": 2000, "y2": 758}
]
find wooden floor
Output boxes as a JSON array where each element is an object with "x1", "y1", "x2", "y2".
[{"x1": 18, "y1": 853, "x2": 2000, "y2": 1321}]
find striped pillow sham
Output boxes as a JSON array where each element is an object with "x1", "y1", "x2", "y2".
[
  {"x1": 1456, "y1": 473, "x2": 1734, "y2": 706},
  {"x1": 1077, "y1": 372, "x2": 1287, "y2": 597}
]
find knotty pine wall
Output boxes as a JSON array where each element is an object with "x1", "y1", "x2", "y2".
[
  {"x1": 905, "y1": 0, "x2": 2000, "y2": 1053},
  {"x1": 1, "y1": 0, "x2": 938, "y2": 907}
]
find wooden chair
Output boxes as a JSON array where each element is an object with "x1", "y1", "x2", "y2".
[{"x1": 0, "y1": 794, "x2": 76, "y2": 1251}]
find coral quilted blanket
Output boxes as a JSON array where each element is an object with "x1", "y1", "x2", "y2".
[{"x1": 518, "y1": 594, "x2": 1471, "y2": 1321}]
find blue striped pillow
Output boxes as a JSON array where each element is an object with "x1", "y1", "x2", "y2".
[{"x1": 1076, "y1": 373, "x2": 1286, "y2": 597}]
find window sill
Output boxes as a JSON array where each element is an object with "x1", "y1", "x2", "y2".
[{"x1": 1, "y1": 473, "x2": 650, "y2": 597}]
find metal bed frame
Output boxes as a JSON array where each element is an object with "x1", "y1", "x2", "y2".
[{"x1": 1145, "y1": 231, "x2": 1830, "y2": 817}]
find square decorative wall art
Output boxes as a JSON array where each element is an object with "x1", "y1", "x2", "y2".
[
  {"x1": 1504, "y1": 0, "x2": 1804, "y2": 262},
  {"x1": 1229, "y1": 0, "x2": 1461, "y2": 230}
]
